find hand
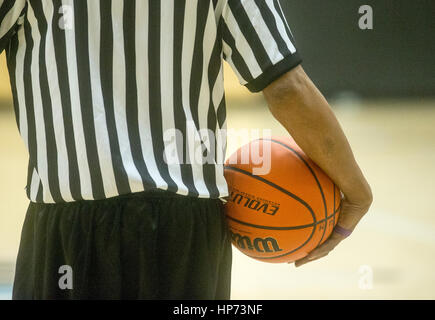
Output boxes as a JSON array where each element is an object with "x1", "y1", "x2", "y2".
[
  {"x1": 294, "y1": 195, "x2": 372, "y2": 268},
  {"x1": 262, "y1": 65, "x2": 373, "y2": 268}
]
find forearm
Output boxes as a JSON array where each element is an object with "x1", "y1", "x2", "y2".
[{"x1": 263, "y1": 66, "x2": 372, "y2": 208}]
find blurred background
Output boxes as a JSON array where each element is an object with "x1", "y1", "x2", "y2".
[{"x1": 1, "y1": 0, "x2": 434, "y2": 299}]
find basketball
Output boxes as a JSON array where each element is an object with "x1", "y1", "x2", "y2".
[{"x1": 224, "y1": 136, "x2": 342, "y2": 263}]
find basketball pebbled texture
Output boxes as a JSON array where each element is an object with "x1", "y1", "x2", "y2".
[{"x1": 224, "y1": 136, "x2": 342, "y2": 263}]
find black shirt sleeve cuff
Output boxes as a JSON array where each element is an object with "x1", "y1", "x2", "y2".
[{"x1": 245, "y1": 52, "x2": 302, "y2": 93}]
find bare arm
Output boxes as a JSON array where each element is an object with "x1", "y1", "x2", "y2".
[{"x1": 263, "y1": 65, "x2": 373, "y2": 267}]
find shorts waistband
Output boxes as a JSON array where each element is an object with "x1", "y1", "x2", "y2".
[{"x1": 31, "y1": 188, "x2": 223, "y2": 208}]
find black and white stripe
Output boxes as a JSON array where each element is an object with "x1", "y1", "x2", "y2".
[{"x1": 1, "y1": 0, "x2": 301, "y2": 203}]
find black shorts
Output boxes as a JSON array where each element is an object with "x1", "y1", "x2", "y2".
[{"x1": 12, "y1": 190, "x2": 232, "y2": 300}]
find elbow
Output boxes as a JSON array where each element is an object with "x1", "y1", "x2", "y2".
[{"x1": 263, "y1": 64, "x2": 308, "y2": 109}]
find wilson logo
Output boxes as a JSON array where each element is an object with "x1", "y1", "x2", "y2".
[
  {"x1": 230, "y1": 231, "x2": 283, "y2": 253},
  {"x1": 229, "y1": 190, "x2": 280, "y2": 216}
]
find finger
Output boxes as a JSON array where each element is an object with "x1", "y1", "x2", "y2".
[
  {"x1": 294, "y1": 248, "x2": 328, "y2": 268},
  {"x1": 309, "y1": 232, "x2": 345, "y2": 257},
  {"x1": 329, "y1": 229, "x2": 348, "y2": 244},
  {"x1": 293, "y1": 232, "x2": 345, "y2": 268},
  {"x1": 334, "y1": 198, "x2": 370, "y2": 231},
  {"x1": 295, "y1": 252, "x2": 329, "y2": 268}
]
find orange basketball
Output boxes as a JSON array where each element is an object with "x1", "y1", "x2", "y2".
[{"x1": 224, "y1": 136, "x2": 341, "y2": 263}]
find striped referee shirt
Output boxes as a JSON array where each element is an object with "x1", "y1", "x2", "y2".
[{"x1": 0, "y1": 0, "x2": 301, "y2": 204}]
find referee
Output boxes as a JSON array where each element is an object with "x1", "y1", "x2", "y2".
[{"x1": 1, "y1": 0, "x2": 372, "y2": 299}]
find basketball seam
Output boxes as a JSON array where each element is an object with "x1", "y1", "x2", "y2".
[
  {"x1": 333, "y1": 182, "x2": 336, "y2": 229},
  {"x1": 225, "y1": 137, "x2": 339, "y2": 260},
  {"x1": 226, "y1": 138, "x2": 341, "y2": 260},
  {"x1": 265, "y1": 139, "x2": 329, "y2": 247},
  {"x1": 224, "y1": 165, "x2": 317, "y2": 224},
  {"x1": 224, "y1": 164, "x2": 318, "y2": 260},
  {"x1": 226, "y1": 205, "x2": 341, "y2": 231},
  {"x1": 230, "y1": 205, "x2": 341, "y2": 260}
]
